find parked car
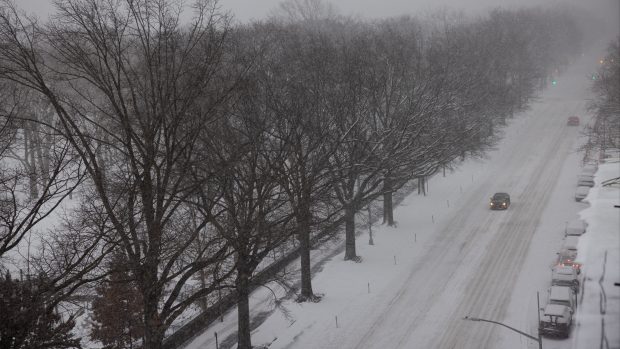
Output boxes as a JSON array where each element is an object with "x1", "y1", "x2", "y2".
[
  {"x1": 562, "y1": 236, "x2": 579, "y2": 253},
  {"x1": 552, "y1": 265, "x2": 579, "y2": 292},
  {"x1": 539, "y1": 303, "x2": 573, "y2": 338},
  {"x1": 567, "y1": 116, "x2": 580, "y2": 126},
  {"x1": 547, "y1": 285, "x2": 577, "y2": 311},
  {"x1": 556, "y1": 236, "x2": 581, "y2": 274},
  {"x1": 582, "y1": 164, "x2": 597, "y2": 175},
  {"x1": 565, "y1": 219, "x2": 586, "y2": 236},
  {"x1": 577, "y1": 174, "x2": 594, "y2": 187},
  {"x1": 575, "y1": 186, "x2": 589, "y2": 201},
  {"x1": 489, "y1": 192, "x2": 510, "y2": 210},
  {"x1": 557, "y1": 250, "x2": 582, "y2": 274}
]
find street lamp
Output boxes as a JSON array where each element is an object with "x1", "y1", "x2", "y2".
[{"x1": 463, "y1": 316, "x2": 543, "y2": 349}]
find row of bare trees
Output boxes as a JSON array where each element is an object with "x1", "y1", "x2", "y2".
[
  {"x1": 0, "y1": 0, "x2": 584, "y2": 348},
  {"x1": 589, "y1": 37, "x2": 619, "y2": 151}
]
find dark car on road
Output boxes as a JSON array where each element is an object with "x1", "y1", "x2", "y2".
[
  {"x1": 567, "y1": 116, "x2": 580, "y2": 126},
  {"x1": 489, "y1": 192, "x2": 510, "y2": 210}
]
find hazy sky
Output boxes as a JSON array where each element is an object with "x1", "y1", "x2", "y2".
[{"x1": 16, "y1": 0, "x2": 619, "y2": 24}]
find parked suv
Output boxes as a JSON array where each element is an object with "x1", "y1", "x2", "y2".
[
  {"x1": 489, "y1": 192, "x2": 510, "y2": 210},
  {"x1": 552, "y1": 265, "x2": 579, "y2": 292},
  {"x1": 539, "y1": 304, "x2": 573, "y2": 338}
]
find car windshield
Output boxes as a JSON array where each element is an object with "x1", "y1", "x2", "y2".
[{"x1": 492, "y1": 193, "x2": 508, "y2": 200}]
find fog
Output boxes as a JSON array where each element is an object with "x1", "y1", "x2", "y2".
[
  {"x1": 224, "y1": 0, "x2": 617, "y2": 24},
  {"x1": 13, "y1": 0, "x2": 620, "y2": 67},
  {"x1": 18, "y1": 0, "x2": 620, "y2": 27}
]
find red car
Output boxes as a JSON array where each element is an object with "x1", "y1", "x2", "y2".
[{"x1": 567, "y1": 116, "x2": 580, "y2": 126}]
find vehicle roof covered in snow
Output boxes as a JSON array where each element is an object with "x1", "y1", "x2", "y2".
[
  {"x1": 582, "y1": 165, "x2": 597, "y2": 174},
  {"x1": 550, "y1": 286, "x2": 572, "y2": 300},
  {"x1": 575, "y1": 186, "x2": 590, "y2": 195},
  {"x1": 567, "y1": 219, "x2": 586, "y2": 229},
  {"x1": 544, "y1": 304, "x2": 569, "y2": 316},
  {"x1": 552, "y1": 265, "x2": 575, "y2": 275},
  {"x1": 566, "y1": 219, "x2": 586, "y2": 236},
  {"x1": 563, "y1": 236, "x2": 579, "y2": 250}
]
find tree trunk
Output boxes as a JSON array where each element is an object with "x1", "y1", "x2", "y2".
[
  {"x1": 418, "y1": 176, "x2": 426, "y2": 196},
  {"x1": 382, "y1": 177, "x2": 394, "y2": 226},
  {"x1": 33, "y1": 123, "x2": 50, "y2": 184},
  {"x1": 236, "y1": 264, "x2": 252, "y2": 349},
  {"x1": 298, "y1": 204, "x2": 314, "y2": 300},
  {"x1": 192, "y1": 208, "x2": 209, "y2": 311},
  {"x1": 383, "y1": 191, "x2": 394, "y2": 226},
  {"x1": 343, "y1": 205, "x2": 357, "y2": 261},
  {"x1": 23, "y1": 127, "x2": 38, "y2": 199},
  {"x1": 142, "y1": 271, "x2": 164, "y2": 349}
]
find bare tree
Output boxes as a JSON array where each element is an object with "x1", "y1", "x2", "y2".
[
  {"x1": 364, "y1": 17, "x2": 453, "y2": 226},
  {"x1": 0, "y1": 81, "x2": 80, "y2": 261},
  {"x1": 589, "y1": 37, "x2": 619, "y2": 150},
  {"x1": 271, "y1": 0, "x2": 337, "y2": 24},
  {"x1": 321, "y1": 22, "x2": 391, "y2": 261},
  {"x1": 261, "y1": 22, "x2": 343, "y2": 300},
  {"x1": 0, "y1": 1, "x2": 243, "y2": 347},
  {"x1": 200, "y1": 34, "x2": 296, "y2": 345}
]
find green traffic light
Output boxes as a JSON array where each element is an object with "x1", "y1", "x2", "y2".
[{"x1": 552, "y1": 80, "x2": 557, "y2": 86}]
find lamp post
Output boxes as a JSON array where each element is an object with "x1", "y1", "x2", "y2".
[{"x1": 463, "y1": 316, "x2": 543, "y2": 349}]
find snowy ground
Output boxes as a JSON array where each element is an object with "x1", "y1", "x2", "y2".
[{"x1": 182, "y1": 45, "x2": 619, "y2": 349}]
